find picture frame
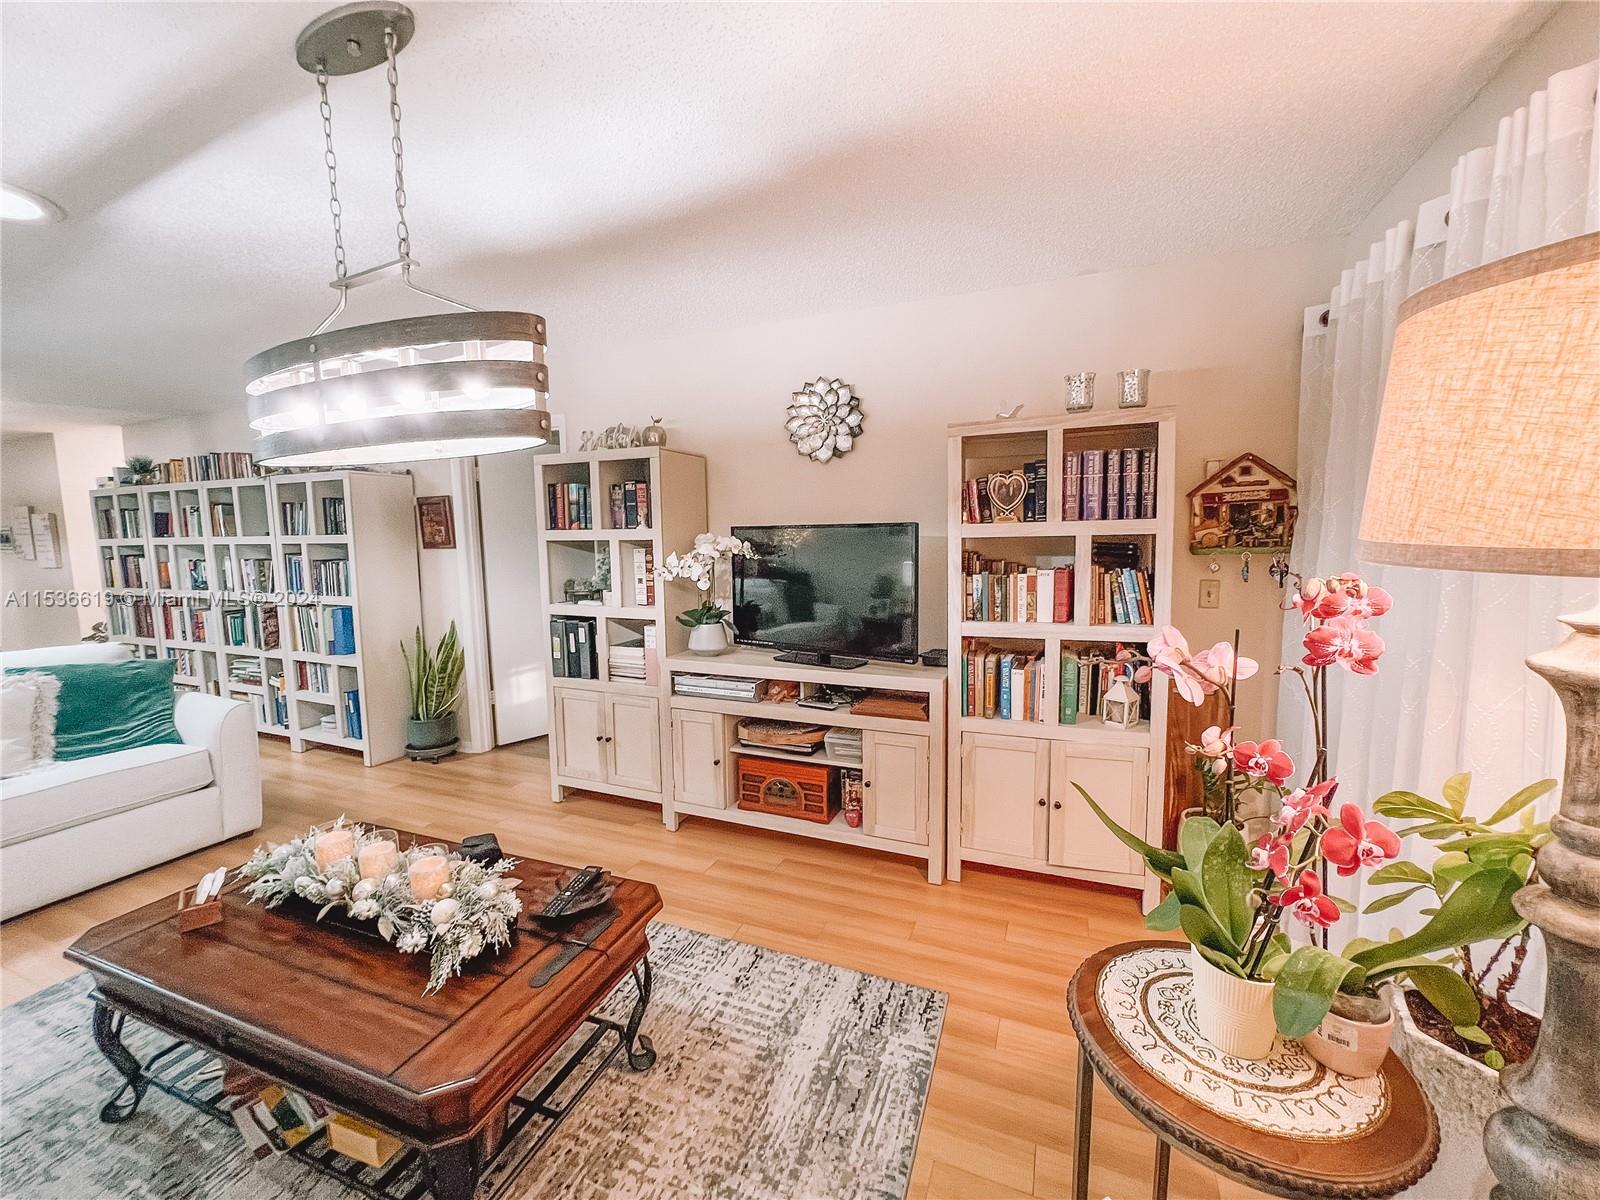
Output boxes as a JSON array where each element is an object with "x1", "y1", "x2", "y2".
[{"x1": 416, "y1": 495, "x2": 456, "y2": 550}]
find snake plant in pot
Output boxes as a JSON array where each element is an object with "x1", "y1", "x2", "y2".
[{"x1": 402, "y1": 622, "x2": 465, "y2": 759}]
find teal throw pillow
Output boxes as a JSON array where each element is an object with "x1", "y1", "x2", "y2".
[{"x1": 4, "y1": 658, "x2": 182, "y2": 760}]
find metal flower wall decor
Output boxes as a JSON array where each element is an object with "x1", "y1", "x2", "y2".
[{"x1": 786, "y1": 377, "x2": 864, "y2": 462}]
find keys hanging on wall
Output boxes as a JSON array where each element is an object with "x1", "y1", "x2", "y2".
[
  {"x1": 1269, "y1": 554, "x2": 1290, "y2": 588},
  {"x1": 1240, "y1": 551, "x2": 1252, "y2": 582}
]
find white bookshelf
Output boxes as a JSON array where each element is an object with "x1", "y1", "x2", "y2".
[
  {"x1": 535, "y1": 447, "x2": 709, "y2": 815},
  {"x1": 90, "y1": 470, "x2": 421, "y2": 766},
  {"x1": 945, "y1": 407, "x2": 1176, "y2": 901}
]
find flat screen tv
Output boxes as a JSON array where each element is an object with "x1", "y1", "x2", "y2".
[{"x1": 731, "y1": 522, "x2": 919, "y2": 667}]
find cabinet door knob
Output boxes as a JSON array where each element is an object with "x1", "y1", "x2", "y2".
[
  {"x1": 1053, "y1": 800, "x2": 1062, "y2": 810},
  {"x1": 1037, "y1": 798, "x2": 1047, "y2": 807},
  {"x1": 605, "y1": 736, "x2": 614, "y2": 743},
  {"x1": 712, "y1": 758, "x2": 721, "y2": 767},
  {"x1": 864, "y1": 780, "x2": 873, "y2": 788},
  {"x1": 595, "y1": 735, "x2": 604, "y2": 742}
]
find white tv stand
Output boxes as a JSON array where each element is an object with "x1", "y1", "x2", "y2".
[{"x1": 664, "y1": 647, "x2": 948, "y2": 883}]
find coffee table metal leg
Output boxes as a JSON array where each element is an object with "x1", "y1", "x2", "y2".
[
  {"x1": 621, "y1": 957, "x2": 656, "y2": 1071},
  {"x1": 91, "y1": 1001, "x2": 148, "y2": 1124},
  {"x1": 1072, "y1": 1044, "x2": 1094, "y2": 1200},
  {"x1": 425, "y1": 1142, "x2": 478, "y2": 1200},
  {"x1": 1153, "y1": 1137, "x2": 1171, "y2": 1200}
]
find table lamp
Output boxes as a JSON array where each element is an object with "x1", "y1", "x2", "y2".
[{"x1": 1358, "y1": 231, "x2": 1599, "y2": 1200}]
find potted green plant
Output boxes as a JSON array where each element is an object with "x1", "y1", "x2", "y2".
[
  {"x1": 126, "y1": 455, "x2": 157, "y2": 484},
  {"x1": 401, "y1": 622, "x2": 465, "y2": 760},
  {"x1": 656, "y1": 534, "x2": 757, "y2": 655}
]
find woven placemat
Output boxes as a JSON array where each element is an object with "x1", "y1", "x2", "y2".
[{"x1": 1095, "y1": 946, "x2": 1389, "y2": 1141}]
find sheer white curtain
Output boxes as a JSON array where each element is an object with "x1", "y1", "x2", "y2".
[{"x1": 1279, "y1": 59, "x2": 1600, "y2": 1008}]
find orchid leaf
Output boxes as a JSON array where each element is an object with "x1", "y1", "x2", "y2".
[
  {"x1": 1194, "y1": 942, "x2": 1247, "y2": 978},
  {"x1": 1144, "y1": 890, "x2": 1182, "y2": 931},
  {"x1": 1454, "y1": 1022, "x2": 1493, "y2": 1047},
  {"x1": 1180, "y1": 902, "x2": 1241, "y2": 961},
  {"x1": 1180, "y1": 817, "x2": 1223, "y2": 874},
  {"x1": 1373, "y1": 790, "x2": 1455, "y2": 821},
  {"x1": 1442, "y1": 773, "x2": 1472, "y2": 817},
  {"x1": 1363, "y1": 885, "x2": 1426, "y2": 914},
  {"x1": 1272, "y1": 946, "x2": 1365, "y2": 1038},
  {"x1": 1349, "y1": 868, "x2": 1523, "y2": 970},
  {"x1": 1406, "y1": 963, "x2": 1481, "y2": 1026},
  {"x1": 1483, "y1": 779, "x2": 1556, "y2": 827},
  {"x1": 1368, "y1": 862, "x2": 1433, "y2": 887},
  {"x1": 1483, "y1": 1049, "x2": 1506, "y2": 1071},
  {"x1": 1200, "y1": 823, "x2": 1253, "y2": 947},
  {"x1": 1074, "y1": 784, "x2": 1185, "y2": 878}
]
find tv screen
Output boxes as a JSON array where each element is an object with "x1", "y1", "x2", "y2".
[{"x1": 731, "y1": 522, "x2": 919, "y2": 664}]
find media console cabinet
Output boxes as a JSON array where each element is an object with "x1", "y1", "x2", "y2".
[{"x1": 663, "y1": 649, "x2": 948, "y2": 883}]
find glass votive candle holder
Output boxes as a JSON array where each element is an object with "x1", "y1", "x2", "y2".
[
  {"x1": 1064, "y1": 372, "x2": 1095, "y2": 411},
  {"x1": 1117, "y1": 368, "x2": 1151, "y2": 408}
]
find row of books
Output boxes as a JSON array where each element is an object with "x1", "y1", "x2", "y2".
[
  {"x1": 209, "y1": 502, "x2": 237, "y2": 537},
  {"x1": 150, "y1": 504, "x2": 205, "y2": 538},
  {"x1": 629, "y1": 545, "x2": 657, "y2": 606},
  {"x1": 609, "y1": 480, "x2": 652, "y2": 529},
  {"x1": 547, "y1": 482, "x2": 594, "y2": 530},
  {"x1": 606, "y1": 627, "x2": 658, "y2": 683},
  {"x1": 960, "y1": 459, "x2": 1047, "y2": 524},
  {"x1": 221, "y1": 605, "x2": 279, "y2": 650},
  {"x1": 108, "y1": 597, "x2": 155, "y2": 639},
  {"x1": 291, "y1": 605, "x2": 356, "y2": 655},
  {"x1": 671, "y1": 673, "x2": 760, "y2": 701},
  {"x1": 279, "y1": 501, "x2": 309, "y2": 536},
  {"x1": 1060, "y1": 652, "x2": 1148, "y2": 724},
  {"x1": 550, "y1": 616, "x2": 598, "y2": 678},
  {"x1": 166, "y1": 648, "x2": 203, "y2": 679},
  {"x1": 1066, "y1": 447, "x2": 1157, "y2": 521},
  {"x1": 961, "y1": 552, "x2": 1073, "y2": 623},
  {"x1": 960, "y1": 643, "x2": 1048, "y2": 721},
  {"x1": 146, "y1": 452, "x2": 260, "y2": 483},
  {"x1": 297, "y1": 660, "x2": 333, "y2": 694},
  {"x1": 163, "y1": 602, "x2": 208, "y2": 644},
  {"x1": 308, "y1": 557, "x2": 350, "y2": 596},
  {"x1": 321, "y1": 496, "x2": 347, "y2": 535},
  {"x1": 1089, "y1": 554, "x2": 1154, "y2": 625},
  {"x1": 238, "y1": 556, "x2": 274, "y2": 592},
  {"x1": 109, "y1": 551, "x2": 147, "y2": 588},
  {"x1": 98, "y1": 506, "x2": 143, "y2": 539}
]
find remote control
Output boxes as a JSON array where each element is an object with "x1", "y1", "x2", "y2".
[{"x1": 538, "y1": 866, "x2": 606, "y2": 920}]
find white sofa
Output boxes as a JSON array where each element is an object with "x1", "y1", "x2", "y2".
[{"x1": 1, "y1": 642, "x2": 262, "y2": 920}]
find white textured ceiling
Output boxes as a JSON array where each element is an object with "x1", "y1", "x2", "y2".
[{"x1": 1, "y1": 1, "x2": 1554, "y2": 423}]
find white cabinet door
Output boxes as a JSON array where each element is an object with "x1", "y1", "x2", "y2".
[
  {"x1": 552, "y1": 688, "x2": 605, "y2": 782},
  {"x1": 863, "y1": 732, "x2": 929, "y2": 845},
  {"x1": 672, "y1": 709, "x2": 725, "y2": 808},
  {"x1": 960, "y1": 733, "x2": 1049, "y2": 861},
  {"x1": 607, "y1": 694, "x2": 662, "y2": 793},
  {"x1": 1049, "y1": 744, "x2": 1149, "y2": 875}
]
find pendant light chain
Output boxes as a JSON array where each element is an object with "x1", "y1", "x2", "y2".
[
  {"x1": 384, "y1": 25, "x2": 411, "y2": 263},
  {"x1": 316, "y1": 63, "x2": 348, "y2": 281}
]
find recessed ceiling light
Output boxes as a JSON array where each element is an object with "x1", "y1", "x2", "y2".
[{"x1": 1, "y1": 183, "x2": 66, "y2": 224}]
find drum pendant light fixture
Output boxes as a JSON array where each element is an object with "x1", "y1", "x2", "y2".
[{"x1": 247, "y1": 2, "x2": 550, "y2": 467}]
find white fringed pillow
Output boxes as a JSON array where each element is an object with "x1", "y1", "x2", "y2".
[{"x1": 1, "y1": 671, "x2": 61, "y2": 778}]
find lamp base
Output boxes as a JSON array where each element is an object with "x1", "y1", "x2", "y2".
[{"x1": 1485, "y1": 606, "x2": 1600, "y2": 1199}]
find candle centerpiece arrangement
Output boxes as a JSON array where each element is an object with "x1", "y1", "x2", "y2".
[{"x1": 237, "y1": 819, "x2": 522, "y2": 993}]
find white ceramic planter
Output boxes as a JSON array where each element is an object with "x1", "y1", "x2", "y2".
[
  {"x1": 1391, "y1": 992, "x2": 1503, "y2": 1199},
  {"x1": 1190, "y1": 947, "x2": 1277, "y2": 1060},
  {"x1": 687, "y1": 623, "x2": 729, "y2": 655}
]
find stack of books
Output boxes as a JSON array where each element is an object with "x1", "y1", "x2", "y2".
[
  {"x1": 546, "y1": 481, "x2": 592, "y2": 530},
  {"x1": 608, "y1": 480, "x2": 652, "y2": 528},
  {"x1": 1059, "y1": 649, "x2": 1144, "y2": 724},
  {"x1": 672, "y1": 674, "x2": 760, "y2": 701},
  {"x1": 607, "y1": 635, "x2": 648, "y2": 681},
  {"x1": 228, "y1": 658, "x2": 265, "y2": 685},
  {"x1": 960, "y1": 643, "x2": 1046, "y2": 721},
  {"x1": 1066, "y1": 446, "x2": 1157, "y2": 521},
  {"x1": 959, "y1": 459, "x2": 1047, "y2": 523},
  {"x1": 962, "y1": 551, "x2": 1073, "y2": 623},
  {"x1": 549, "y1": 616, "x2": 597, "y2": 679},
  {"x1": 148, "y1": 452, "x2": 260, "y2": 484},
  {"x1": 1089, "y1": 542, "x2": 1153, "y2": 625}
]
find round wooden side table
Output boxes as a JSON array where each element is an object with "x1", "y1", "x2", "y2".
[{"x1": 1066, "y1": 941, "x2": 1440, "y2": 1200}]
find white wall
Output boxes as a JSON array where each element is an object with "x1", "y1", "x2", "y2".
[
  {"x1": 1345, "y1": 2, "x2": 1598, "y2": 253},
  {"x1": 0, "y1": 434, "x2": 80, "y2": 649},
  {"x1": 51, "y1": 426, "x2": 125, "y2": 636}
]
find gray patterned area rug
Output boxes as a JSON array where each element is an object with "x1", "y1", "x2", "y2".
[{"x1": 0, "y1": 923, "x2": 944, "y2": 1200}]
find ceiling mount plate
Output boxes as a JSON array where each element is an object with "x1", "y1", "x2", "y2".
[{"x1": 295, "y1": 2, "x2": 415, "y2": 75}]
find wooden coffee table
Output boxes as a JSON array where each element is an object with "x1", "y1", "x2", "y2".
[{"x1": 64, "y1": 833, "x2": 662, "y2": 1200}]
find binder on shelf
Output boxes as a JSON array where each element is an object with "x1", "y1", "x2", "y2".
[
  {"x1": 328, "y1": 607, "x2": 356, "y2": 655},
  {"x1": 344, "y1": 689, "x2": 363, "y2": 741}
]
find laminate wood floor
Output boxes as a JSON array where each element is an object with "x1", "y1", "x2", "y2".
[{"x1": 0, "y1": 738, "x2": 1269, "y2": 1199}]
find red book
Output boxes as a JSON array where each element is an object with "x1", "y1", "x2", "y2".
[{"x1": 1053, "y1": 567, "x2": 1073, "y2": 623}]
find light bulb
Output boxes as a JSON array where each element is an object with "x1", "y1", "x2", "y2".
[{"x1": 1, "y1": 183, "x2": 66, "y2": 223}]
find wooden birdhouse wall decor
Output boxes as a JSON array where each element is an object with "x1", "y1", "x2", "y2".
[{"x1": 1187, "y1": 453, "x2": 1297, "y2": 555}]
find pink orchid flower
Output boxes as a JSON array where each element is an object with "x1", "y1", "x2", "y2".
[
  {"x1": 1233, "y1": 738, "x2": 1295, "y2": 786},
  {"x1": 1249, "y1": 834, "x2": 1290, "y2": 877},
  {"x1": 1345, "y1": 584, "x2": 1394, "y2": 621},
  {"x1": 1303, "y1": 617, "x2": 1386, "y2": 675},
  {"x1": 1272, "y1": 787, "x2": 1329, "y2": 836},
  {"x1": 1279, "y1": 869, "x2": 1340, "y2": 928},
  {"x1": 1190, "y1": 642, "x2": 1260, "y2": 688},
  {"x1": 1321, "y1": 803, "x2": 1402, "y2": 876},
  {"x1": 1191, "y1": 725, "x2": 1234, "y2": 760},
  {"x1": 1135, "y1": 626, "x2": 1216, "y2": 706}
]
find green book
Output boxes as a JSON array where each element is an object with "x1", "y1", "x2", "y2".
[{"x1": 1060, "y1": 651, "x2": 1079, "y2": 724}]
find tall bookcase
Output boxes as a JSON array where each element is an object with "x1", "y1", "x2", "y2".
[
  {"x1": 90, "y1": 470, "x2": 420, "y2": 766},
  {"x1": 945, "y1": 408, "x2": 1175, "y2": 902},
  {"x1": 535, "y1": 447, "x2": 708, "y2": 816}
]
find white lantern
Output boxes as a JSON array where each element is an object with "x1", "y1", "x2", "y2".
[{"x1": 1101, "y1": 677, "x2": 1141, "y2": 729}]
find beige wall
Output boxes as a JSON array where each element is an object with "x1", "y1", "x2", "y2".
[{"x1": 0, "y1": 434, "x2": 80, "y2": 649}]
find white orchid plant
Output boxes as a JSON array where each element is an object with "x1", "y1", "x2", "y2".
[
  {"x1": 657, "y1": 533, "x2": 758, "y2": 628},
  {"x1": 237, "y1": 819, "x2": 523, "y2": 994}
]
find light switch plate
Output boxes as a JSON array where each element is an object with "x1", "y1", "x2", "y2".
[{"x1": 1199, "y1": 579, "x2": 1221, "y2": 609}]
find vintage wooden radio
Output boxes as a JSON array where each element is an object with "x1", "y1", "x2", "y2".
[{"x1": 736, "y1": 756, "x2": 839, "y2": 823}]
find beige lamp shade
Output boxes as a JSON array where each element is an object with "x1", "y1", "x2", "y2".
[{"x1": 1358, "y1": 232, "x2": 1600, "y2": 577}]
